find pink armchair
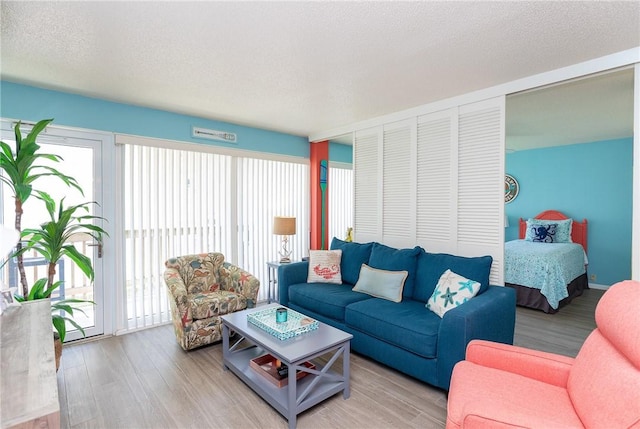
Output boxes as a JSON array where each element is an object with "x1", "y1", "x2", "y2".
[{"x1": 446, "y1": 280, "x2": 640, "y2": 429}]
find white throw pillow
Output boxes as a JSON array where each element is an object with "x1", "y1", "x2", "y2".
[
  {"x1": 426, "y1": 269, "x2": 481, "y2": 317},
  {"x1": 352, "y1": 264, "x2": 408, "y2": 303},
  {"x1": 307, "y1": 250, "x2": 342, "y2": 284}
]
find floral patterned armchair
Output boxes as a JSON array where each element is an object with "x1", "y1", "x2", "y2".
[{"x1": 163, "y1": 253, "x2": 260, "y2": 350}]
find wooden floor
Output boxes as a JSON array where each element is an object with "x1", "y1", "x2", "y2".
[{"x1": 57, "y1": 288, "x2": 604, "y2": 429}]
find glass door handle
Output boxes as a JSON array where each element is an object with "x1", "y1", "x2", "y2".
[{"x1": 87, "y1": 242, "x2": 103, "y2": 258}]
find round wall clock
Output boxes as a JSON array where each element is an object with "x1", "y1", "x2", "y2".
[{"x1": 505, "y1": 174, "x2": 519, "y2": 204}]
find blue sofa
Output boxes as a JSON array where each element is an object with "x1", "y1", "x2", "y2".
[{"x1": 278, "y1": 239, "x2": 516, "y2": 391}]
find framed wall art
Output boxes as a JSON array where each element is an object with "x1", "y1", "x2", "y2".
[{"x1": 505, "y1": 174, "x2": 519, "y2": 204}]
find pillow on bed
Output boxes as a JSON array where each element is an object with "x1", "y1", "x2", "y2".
[{"x1": 525, "y1": 218, "x2": 573, "y2": 243}]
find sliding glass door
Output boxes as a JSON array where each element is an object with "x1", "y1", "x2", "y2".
[
  {"x1": 119, "y1": 141, "x2": 310, "y2": 331},
  {"x1": 0, "y1": 121, "x2": 111, "y2": 341}
]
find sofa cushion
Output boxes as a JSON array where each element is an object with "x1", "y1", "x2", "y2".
[
  {"x1": 330, "y1": 237, "x2": 374, "y2": 285},
  {"x1": 426, "y1": 269, "x2": 481, "y2": 317},
  {"x1": 189, "y1": 290, "x2": 247, "y2": 320},
  {"x1": 352, "y1": 264, "x2": 407, "y2": 302},
  {"x1": 288, "y1": 282, "x2": 371, "y2": 322},
  {"x1": 413, "y1": 252, "x2": 493, "y2": 303},
  {"x1": 367, "y1": 242, "x2": 421, "y2": 298},
  {"x1": 307, "y1": 249, "x2": 342, "y2": 284},
  {"x1": 345, "y1": 298, "x2": 441, "y2": 359}
]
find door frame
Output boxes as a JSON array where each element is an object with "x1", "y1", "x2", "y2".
[{"x1": 0, "y1": 119, "x2": 116, "y2": 341}]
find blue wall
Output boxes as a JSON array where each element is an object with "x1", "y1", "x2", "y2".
[
  {"x1": 329, "y1": 141, "x2": 353, "y2": 164},
  {"x1": 505, "y1": 138, "x2": 633, "y2": 286},
  {"x1": 0, "y1": 80, "x2": 352, "y2": 164}
]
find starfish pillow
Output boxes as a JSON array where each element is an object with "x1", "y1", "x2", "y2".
[{"x1": 426, "y1": 269, "x2": 481, "y2": 317}]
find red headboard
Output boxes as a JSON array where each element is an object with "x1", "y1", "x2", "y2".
[{"x1": 518, "y1": 210, "x2": 588, "y2": 254}]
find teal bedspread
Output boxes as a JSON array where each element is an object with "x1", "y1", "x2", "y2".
[{"x1": 504, "y1": 240, "x2": 587, "y2": 309}]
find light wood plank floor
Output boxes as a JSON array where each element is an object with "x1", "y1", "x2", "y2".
[{"x1": 57, "y1": 288, "x2": 604, "y2": 429}]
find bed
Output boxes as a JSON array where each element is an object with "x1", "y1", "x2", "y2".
[{"x1": 505, "y1": 210, "x2": 589, "y2": 313}]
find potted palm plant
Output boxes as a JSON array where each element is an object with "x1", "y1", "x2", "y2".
[
  {"x1": 14, "y1": 192, "x2": 107, "y2": 341},
  {"x1": 1, "y1": 119, "x2": 107, "y2": 367},
  {"x1": 0, "y1": 119, "x2": 81, "y2": 296}
]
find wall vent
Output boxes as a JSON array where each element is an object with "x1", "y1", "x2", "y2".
[{"x1": 192, "y1": 126, "x2": 237, "y2": 143}]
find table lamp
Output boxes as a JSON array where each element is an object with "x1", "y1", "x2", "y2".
[{"x1": 273, "y1": 216, "x2": 296, "y2": 263}]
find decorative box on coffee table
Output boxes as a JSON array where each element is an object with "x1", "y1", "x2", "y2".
[
  {"x1": 221, "y1": 304, "x2": 353, "y2": 429},
  {"x1": 249, "y1": 353, "x2": 315, "y2": 388}
]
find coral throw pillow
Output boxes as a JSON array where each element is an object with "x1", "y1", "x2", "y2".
[{"x1": 307, "y1": 250, "x2": 343, "y2": 284}]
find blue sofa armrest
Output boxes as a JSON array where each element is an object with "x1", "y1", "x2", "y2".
[
  {"x1": 436, "y1": 285, "x2": 516, "y2": 390},
  {"x1": 278, "y1": 261, "x2": 309, "y2": 307}
]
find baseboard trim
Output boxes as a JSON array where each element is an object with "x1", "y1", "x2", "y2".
[{"x1": 589, "y1": 283, "x2": 609, "y2": 290}]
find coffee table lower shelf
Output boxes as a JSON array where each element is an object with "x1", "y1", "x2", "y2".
[{"x1": 223, "y1": 346, "x2": 345, "y2": 419}]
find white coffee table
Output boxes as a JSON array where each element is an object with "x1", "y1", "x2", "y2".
[{"x1": 221, "y1": 304, "x2": 353, "y2": 429}]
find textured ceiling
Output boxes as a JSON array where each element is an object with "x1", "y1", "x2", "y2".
[{"x1": 1, "y1": 1, "x2": 639, "y2": 140}]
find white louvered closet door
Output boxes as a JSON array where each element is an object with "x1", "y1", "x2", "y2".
[
  {"x1": 353, "y1": 127, "x2": 382, "y2": 243},
  {"x1": 352, "y1": 98, "x2": 504, "y2": 285},
  {"x1": 457, "y1": 97, "x2": 505, "y2": 285},
  {"x1": 382, "y1": 120, "x2": 416, "y2": 248},
  {"x1": 416, "y1": 109, "x2": 457, "y2": 253}
]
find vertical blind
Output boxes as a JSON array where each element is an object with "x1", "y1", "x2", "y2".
[
  {"x1": 237, "y1": 157, "x2": 309, "y2": 298},
  {"x1": 328, "y1": 165, "x2": 354, "y2": 243},
  {"x1": 122, "y1": 143, "x2": 310, "y2": 331},
  {"x1": 123, "y1": 145, "x2": 234, "y2": 329}
]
